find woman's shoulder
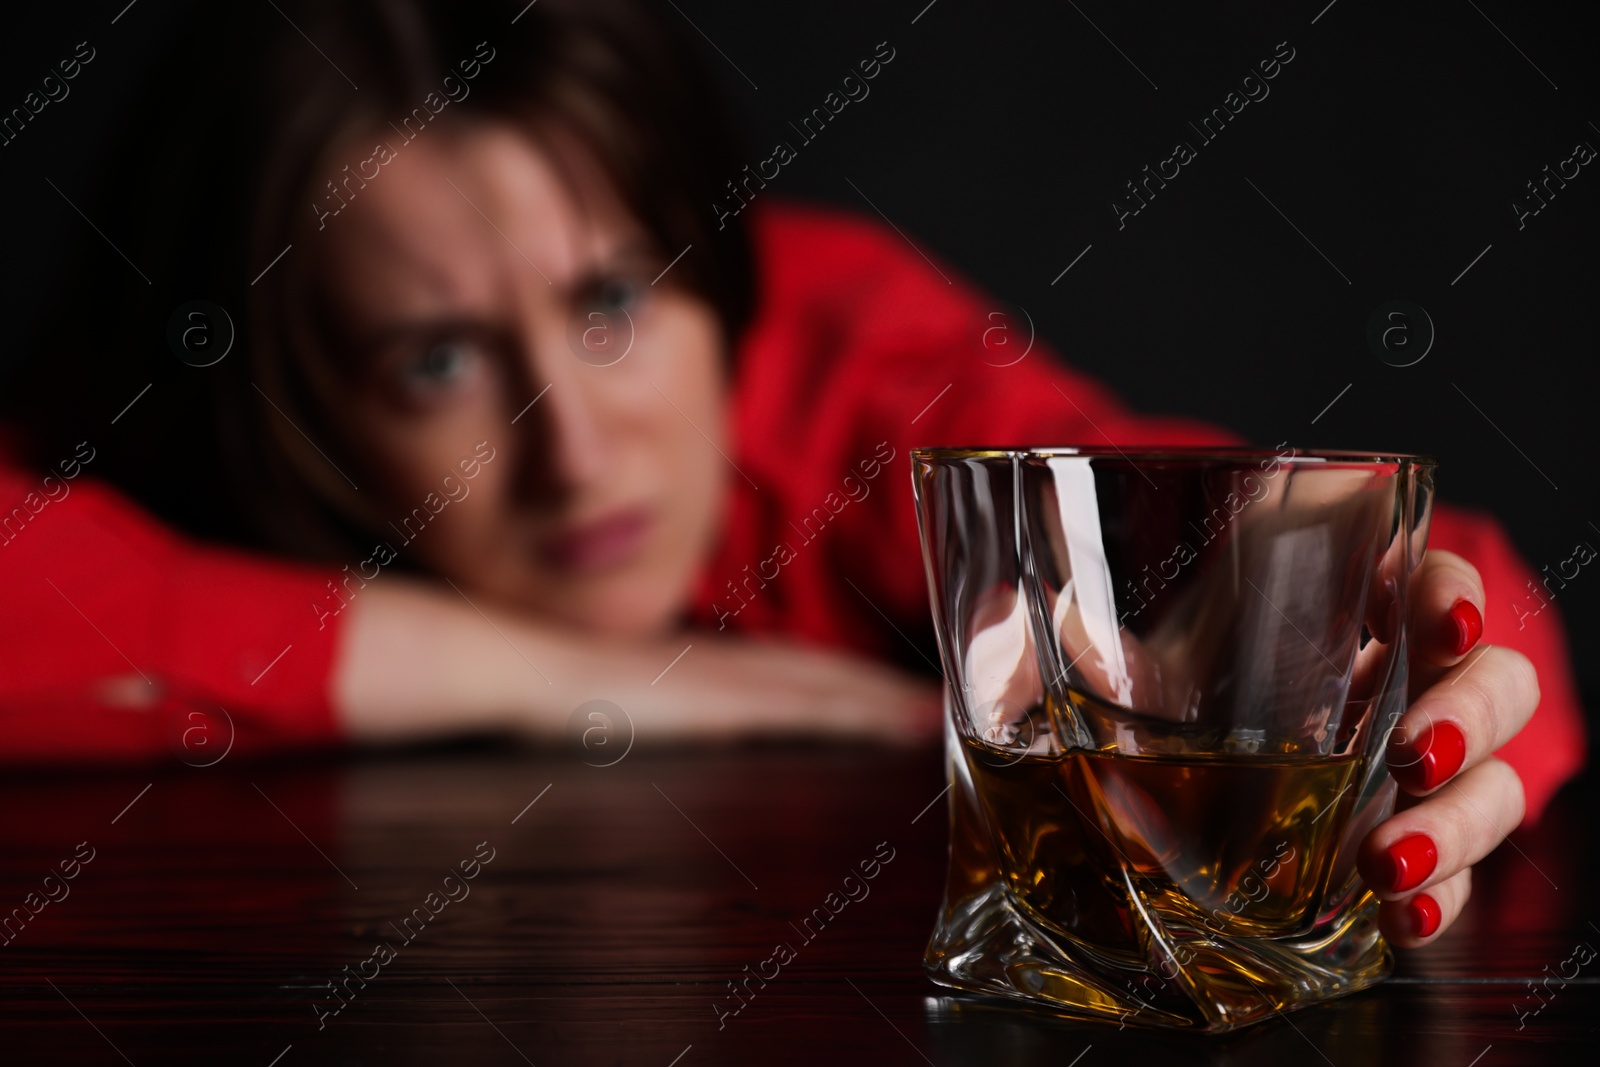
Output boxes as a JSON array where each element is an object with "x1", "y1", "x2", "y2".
[
  {"x1": 746, "y1": 198, "x2": 903, "y2": 254},
  {"x1": 740, "y1": 198, "x2": 987, "y2": 356}
]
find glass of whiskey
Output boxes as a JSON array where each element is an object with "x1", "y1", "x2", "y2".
[{"x1": 911, "y1": 446, "x2": 1435, "y2": 1032}]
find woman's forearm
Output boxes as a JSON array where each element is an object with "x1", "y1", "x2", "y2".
[
  {"x1": 332, "y1": 577, "x2": 941, "y2": 748},
  {"x1": 334, "y1": 578, "x2": 584, "y2": 744}
]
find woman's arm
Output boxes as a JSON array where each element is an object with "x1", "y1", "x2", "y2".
[{"x1": 337, "y1": 578, "x2": 939, "y2": 747}]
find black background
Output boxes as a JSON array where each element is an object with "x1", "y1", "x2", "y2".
[{"x1": 1, "y1": 1, "x2": 1595, "y2": 707}]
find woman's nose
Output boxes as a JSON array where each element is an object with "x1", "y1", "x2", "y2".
[{"x1": 510, "y1": 329, "x2": 614, "y2": 500}]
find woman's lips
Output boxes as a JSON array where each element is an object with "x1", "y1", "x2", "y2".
[{"x1": 539, "y1": 507, "x2": 653, "y2": 572}]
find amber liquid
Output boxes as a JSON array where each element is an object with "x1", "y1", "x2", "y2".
[{"x1": 961, "y1": 736, "x2": 1361, "y2": 954}]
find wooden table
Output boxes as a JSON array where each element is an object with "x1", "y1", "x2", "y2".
[{"x1": 1, "y1": 741, "x2": 1594, "y2": 1064}]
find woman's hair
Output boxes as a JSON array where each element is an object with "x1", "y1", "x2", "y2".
[{"x1": 6, "y1": 0, "x2": 753, "y2": 559}]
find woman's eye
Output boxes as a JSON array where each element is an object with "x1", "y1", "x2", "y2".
[
  {"x1": 584, "y1": 276, "x2": 644, "y2": 315},
  {"x1": 404, "y1": 339, "x2": 480, "y2": 387}
]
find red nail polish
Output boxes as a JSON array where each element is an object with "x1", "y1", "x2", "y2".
[
  {"x1": 1390, "y1": 721, "x2": 1467, "y2": 793},
  {"x1": 1379, "y1": 834, "x2": 1437, "y2": 893},
  {"x1": 1408, "y1": 893, "x2": 1442, "y2": 939},
  {"x1": 1448, "y1": 599, "x2": 1483, "y2": 657}
]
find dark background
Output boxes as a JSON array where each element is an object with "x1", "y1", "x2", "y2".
[{"x1": 2, "y1": 1, "x2": 1595, "y2": 705}]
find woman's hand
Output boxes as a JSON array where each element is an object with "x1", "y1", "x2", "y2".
[
  {"x1": 609, "y1": 637, "x2": 943, "y2": 746},
  {"x1": 1357, "y1": 549, "x2": 1539, "y2": 946}
]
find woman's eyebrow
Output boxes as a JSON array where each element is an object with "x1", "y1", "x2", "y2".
[
  {"x1": 557, "y1": 241, "x2": 667, "y2": 295},
  {"x1": 355, "y1": 314, "x2": 490, "y2": 348},
  {"x1": 586, "y1": 238, "x2": 663, "y2": 272}
]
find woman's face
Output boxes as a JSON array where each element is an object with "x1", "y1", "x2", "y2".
[{"x1": 311, "y1": 120, "x2": 729, "y2": 637}]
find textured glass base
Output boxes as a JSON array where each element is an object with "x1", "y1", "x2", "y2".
[
  {"x1": 922, "y1": 717, "x2": 1396, "y2": 1033},
  {"x1": 925, "y1": 878, "x2": 1392, "y2": 1033}
]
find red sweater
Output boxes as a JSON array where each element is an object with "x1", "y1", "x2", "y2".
[{"x1": 0, "y1": 202, "x2": 1585, "y2": 819}]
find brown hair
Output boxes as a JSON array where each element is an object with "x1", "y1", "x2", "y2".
[{"x1": 6, "y1": 0, "x2": 753, "y2": 560}]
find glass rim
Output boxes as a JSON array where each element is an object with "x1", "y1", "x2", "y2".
[{"x1": 910, "y1": 445, "x2": 1437, "y2": 466}]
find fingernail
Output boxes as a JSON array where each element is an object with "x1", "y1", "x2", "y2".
[
  {"x1": 1447, "y1": 599, "x2": 1483, "y2": 657},
  {"x1": 1408, "y1": 893, "x2": 1442, "y2": 939},
  {"x1": 1391, "y1": 721, "x2": 1467, "y2": 793},
  {"x1": 1379, "y1": 834, "x2": 1438, "y2": 894}
]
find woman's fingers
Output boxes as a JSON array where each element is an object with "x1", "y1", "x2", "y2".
[
  {"x1": 1055, "y1": 590, "x2": 1170, "y2": 716},
  {"x1": 1406, "y1": 550, "x2": 1486, "y2": 695},
  {"x1": 749, "y1": 641, "x2": 945, "y2": 744},
  {"x1": 1387, "y1": 645, "x2": 1540, "y2": 795},
  {"x1": 1363, "y1": 549, "x2": 1535, "y2": 948},
  {"x1": 1378, "y1": 867, "x2": 1471, "y2": 948},
  {"x1": 963, "y1": 582, "x2": 1045, "y2": 730},
  {"x1": 1359, "y1": 756, "x2": 1526, "y2": 901},
  {"x1": 624, "y1": 636, "x2": 943, "y2": 745}
]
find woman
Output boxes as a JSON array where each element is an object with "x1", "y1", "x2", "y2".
[{"x1": 0, "y1": 0, "x2": 1581, "y2": 952}]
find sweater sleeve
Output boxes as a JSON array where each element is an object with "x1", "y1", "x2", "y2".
[{"x1": 0, "y1": 447, "x2": 345, "y2": 764}]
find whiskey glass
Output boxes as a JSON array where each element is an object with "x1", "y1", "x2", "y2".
[{"x1": 911, "y1": 447, "x2": 1435, "y2": 1032}]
